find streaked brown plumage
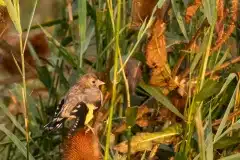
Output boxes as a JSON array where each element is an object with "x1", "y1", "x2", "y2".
[{"x1": 44, "y1": 73, "x2": 104, "y2": 132}]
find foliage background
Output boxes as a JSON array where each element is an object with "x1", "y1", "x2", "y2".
[{"x1": 0, "y1": 0, "x2": 240, "y2": 160}]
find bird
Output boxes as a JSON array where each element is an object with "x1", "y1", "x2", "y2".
[{"x1": 44, "y1": 73, "x2": 105, "y2": 133}]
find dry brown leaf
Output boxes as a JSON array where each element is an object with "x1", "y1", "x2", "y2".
[
  {"x1": 125, "y1": 58, "x2": 142, "y2": 94},
  {"x1": 0, "y1": 32, "x2": 50, "y2": 74},
  {"x1": 0, "y1": 6, "x2": 10, "y2": 37},
  {"x1": 215, "y1": 0, "x2": 224, "y2": 44},
  {"x1": 217, "y1": 0, "x2": 224, "y2": 24},
  {"x1": 211, "y1": 0, "x2": 238, "y2": 53},
  {"x1": 149, "y1": 67, "x2": 170, "y2": 87},
  {"x1": 146, "y1": 20, "x2": 167, "y2": 69},
  {"x1": 185, "y1": 0, "x2": 202, "y2": 23},
  {"x1": 8, "y1": 92, "x2": 24, "y2": 116},
  {"x1": 145, "y1": 19, "x2": 176, "y2": 90},
  {"x1": 131, "y1": 0, "x2": 158, "y2": 29},
  {"x1": 113, "y1": 105, "x2": 150, "y2": 134},
  {"x1": 136, "y1": 119, "x2": 149, "y2": 127}
]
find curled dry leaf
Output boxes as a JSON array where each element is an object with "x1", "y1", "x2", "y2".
[
  {"x1": 113, "y1": 105, "x2": 150, "y2": 134},
  {"x1": 146, "y1": 20, "x2": 167, "y2": 69},
  {"x1": 131, "y1": 0, "x2": 158, "y2": 29},
  {"x1": 211, "y1": 0, "x2": 238, "y2": 53},
  {"x1": 215, "y1": 0, "x2": 225, "y2": 44},
  {"x1": 136, "y1": 119, "x2": 149, "y2": 127},
  {"x1": 114, "y1": 124, "x2": 182, "y2": 154},
  {"x1": 8, "y1": 92, "x2": 24, "y2": 116},
  {"x1": 0, "y1": 6, "x2": 10, "y2": 37},
  {"x1": 125, "y1": 58, "x2": 142, "y2": 94},
  {"x1": 185, "y1": 0, "x2": 202, "y2": 23},
  {"x1": 0, "y1": 32, "x2": 50, "y2": 74},
  {"x1": 145, "y1": 19, "x2": 178, "y2": 92}
]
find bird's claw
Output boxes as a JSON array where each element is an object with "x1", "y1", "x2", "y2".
[{"x1": 85, "y1": 124, "x2": 95, "y2": 135}]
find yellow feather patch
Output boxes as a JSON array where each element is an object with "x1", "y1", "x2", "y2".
[
  {"x1": 0, "y1": 0, "x2": 6, "y2": 6},
  {"x1": 84, "y1": 103, "x2": 95, "y2": 125}
]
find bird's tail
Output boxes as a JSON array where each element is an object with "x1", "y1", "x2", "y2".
[{"x1": 43, "y1": 117, "x2": 65, "y2": 132}]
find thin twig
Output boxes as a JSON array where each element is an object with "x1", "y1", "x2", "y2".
[
  {"x1": 212, "y1": 109, "x2": 240, "y2": 126},
  {"x1": 205, "y1": 56, "x2": 240, "y2": 76}
]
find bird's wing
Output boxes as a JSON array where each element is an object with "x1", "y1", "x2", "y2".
[
  {"x1": 44, "y1": 100, "x2": 89, "y2": 132},
  {"x1": 67, "y1": 102, "x2": 90, "y2": 136}
]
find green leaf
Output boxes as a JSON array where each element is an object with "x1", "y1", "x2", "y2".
[
  {"x1": 175, "y1": 152, "x2": 187, "y2": 160},
  {"x1": 214, "y1": 82, "x2": 239, "y2": 141},
  {"x1": 195, "y1": 79, "x2": 222, "y2": 101},
  {"x1": 214, "y1": 136, "x2": 240, "y2": 150},
  {"x1": 214, "y1": 123, "x2": 240, "y2": 144},
  {"x1": 202, "y1": 0, "x2": 217, "y2": 26},
  {"x1": 0, "y1": 124, "x2": 35, "y2": 160},
  {"x1": 218, "y1": 153, "x2": 240, "y2": 160},
  {"x1": 36, "y1": 66, "x2": 52, "y2": 89},
  {"x1": 217, "y1": 73, "x2": 237, "y2": 97},
  {"x1": 171, "y1": 0, "x2": 189, "y2": 41},
  {"x1": 55, "y1": 65, "x2": 69, "y2": 90},
  {"x1": 126, "y1": 106, "x2": 138, "y2": 127},
  {"x1": 139, "y1": 82, "x2": 185, "y2": 120},
  {"x1": 206, "y1": 106, "x2": 213, "y2": 160}
]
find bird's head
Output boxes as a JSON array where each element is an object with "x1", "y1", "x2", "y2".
[{"x1": 78, "y1": 73, "x2": 105, "y2": 88}]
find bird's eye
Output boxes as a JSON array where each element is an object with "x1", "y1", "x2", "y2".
[{"x1": 92, "y1": 80, "x2": 96, "y2": 84}]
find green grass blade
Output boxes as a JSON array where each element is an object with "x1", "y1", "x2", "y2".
[
  {"x1": 202, "y1": 0, "x2": 217, "y2": 26},
  {"x1": 218, "y1": 153, "x2": 240, "y2": 160},
  {"x1": 77, "y1": 0, "x2": 87, "y2": 68},
  {"x1": 171, "y1": 0, "x2": 189, "y2": 41},
  {"x1": 139, "y1": 82, "x2": 185, "y2": 120},
  {"x1": 4, "y1": 0, "x2": 22, "y2": 33},
  {"x1": 0, "y1": 124, "x2": 35, "y2": 160},
  {"x1": 216, "y1": 73, "x2": 237, "y2": 97},
  {"x1": 214, "y1": 81, "x2": 239, "y2": 141}
]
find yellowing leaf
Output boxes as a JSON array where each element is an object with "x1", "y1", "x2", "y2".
[
  {"x1": 84, "y1": 103, "x2": 95, "y2": 125},
  {"x1": 114, "y1": 124, "x2": 183, "y2": 154}
]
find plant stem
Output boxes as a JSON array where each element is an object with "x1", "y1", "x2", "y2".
[
  {"x1": 104, "y1": 0, "x2": 122, "y2": 159},
  {"x1": 77, "y1": 0, "x2": 86, "y2": 68}
]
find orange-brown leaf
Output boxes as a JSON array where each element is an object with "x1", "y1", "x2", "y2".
[
  {"x1": 0, "y1": 6, "x2": 10, "y2": 37},
  {"x1": 146, "y1": 20, "x2": 167, "y2": 69},
  {"x1": 131, "y1": 0, "x2": 158, "y2": 29},
  {"x1": 185, "y1": 0, "x2": 202, "y2": 23},
  {"x1": 1, "y1": 32, "x2": 49, "y2": 74}
]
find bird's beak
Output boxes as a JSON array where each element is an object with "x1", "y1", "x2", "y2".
[{"x1": 96, "y1": 79, "x2": 105, "y2": 86}]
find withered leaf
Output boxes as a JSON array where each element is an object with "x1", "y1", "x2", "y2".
[
  {"x1": 125, "y1": 58, "x2": 142, "y2": 94},
  {"x1": 0, "y1": 6, "x2": 10, "y2": 37},
  {"x1": 185, "y1": 0, "x2": 202, "y2": 23},
  {"x1": 114, "y1": 124, "x2": 182, "y2": 154},
  {"x1": 113, "y1": 105, "x2": 150, "y2": 134},
  {"x1": 146, "y1": 20, "x2": 167, "y2": 69},
  {"x1": 131, "y1": 0, "x2": 158, "y2": 29},
  {"x1": 1, "y1": 32, "x2": 49, "y2": 74}
]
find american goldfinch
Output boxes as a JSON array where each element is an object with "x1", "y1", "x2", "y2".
[{"x1": 44, "y1": 73, "x2": 105, "y2": 132}]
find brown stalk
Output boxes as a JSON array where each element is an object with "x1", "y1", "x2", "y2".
[
  {"x1": 211, "y1": 0, "x2": 238, "y2": 53},
  {"x1": 205, "y1": 56, "x2": 240, "y2": 76},
  {"x1": 175, "y1": 20, "x2": 208, "y2": 79},
  {"x1": 212, "y1": 109, "x2": 240, "y2": 126}
]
